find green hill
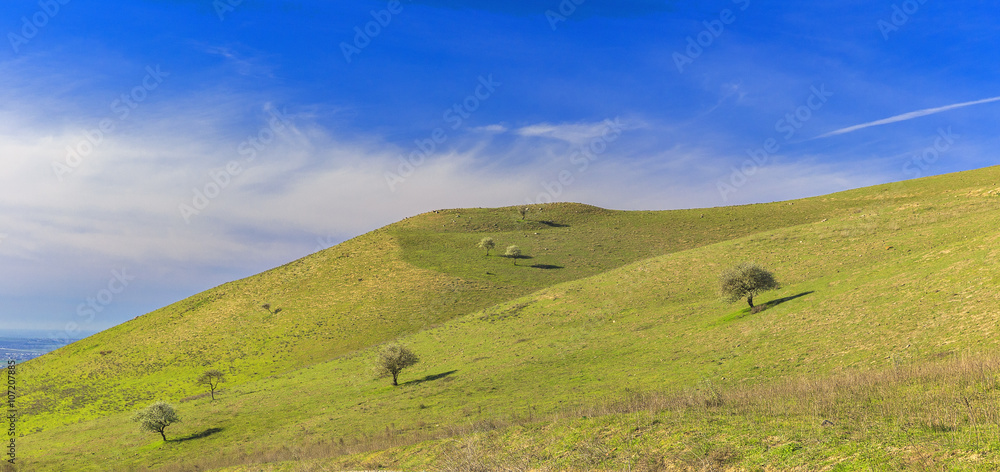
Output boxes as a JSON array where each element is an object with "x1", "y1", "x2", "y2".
[{"x1": 14, "y1": 166, "x2": 1000, "y2": 471}]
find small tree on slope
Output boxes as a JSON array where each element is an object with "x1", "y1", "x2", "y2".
[
  {"x1": 196, "y1": 369, "x2": 225, "y2": 400},
  {"x1": 504, "y1": 245, "x2": 522, "y2": 265},
  {"x1": 718, "y1": 262, "x2": 780, "y2": 309},
  {"x1": 376, "y1": 344, "x2": 420, "y2": 386},
  {"x1": 477, "y1": 237, "x2": 496, "y2": 257},
  {"x1": 132, "y1": 402, "x2": 180, "y2": 441}
]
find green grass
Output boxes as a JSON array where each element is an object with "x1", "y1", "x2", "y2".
[
  {"x1": 327, "y1": 353, "x2": 1000, "y2": 471},
  {"x1": 13, "y1": 166, "x2": 1000, "y2": 471},
  {"x1": 17, "y1": 197, "x2": 860, "y2": 434}
]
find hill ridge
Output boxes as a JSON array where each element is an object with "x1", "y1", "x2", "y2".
[{"x1": 17, "y1": 165, "x2": 1000, "y2": 470}]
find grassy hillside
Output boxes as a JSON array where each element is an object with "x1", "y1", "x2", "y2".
[
  {"x1": 17, "y1": 200, "x2": 860, "y2": 435},
  {"x1": 322, "y1": 353, "x2": 1000, "y2": 471},
  {"x1": 18, "y1": 228, "x2": 503, "y2": 432},
  {"x1": 15, "y1": 166, "x2": 1000, "y2": 471}
]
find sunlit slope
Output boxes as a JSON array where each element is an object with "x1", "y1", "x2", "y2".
[
  {"x1": 22, "y1": 196, "x2": 852, "y2": 431},
  {"x1": 19, "y1": 229, "x2": 508, "y2": 432},
  {"x1": 19, "y1": 166, "x2": 1000, "y2": 471},
  {"x1": 20, "y1": 195, "x2": 870, "y2": 435}
]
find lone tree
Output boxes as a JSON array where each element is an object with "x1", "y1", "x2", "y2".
[
  {"x1": 718, "y1": 262, "x2": 780, "y2": 309},
  {"x1": 504, "y1": 245, "x2": 522, "y2": 265},
  {"x1": 261, "y1": 304, "x2": 282, "y2": 315},
  {"x1": 196, "y1": 369, "x2": 225, "y2": 400},
  {"x1": 375, "y1": 344, "x2": 420, "y2": 386},
  {"x1": 132, "y1": 402, "x2": 180, "y2": 442},
  {"x1": 477, "y1": 237, "x2": 496, "y2": 257}
]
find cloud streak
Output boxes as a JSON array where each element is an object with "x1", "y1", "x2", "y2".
[{"x1": 817, "y1": 95, "x2": 1000, "y2": 138}]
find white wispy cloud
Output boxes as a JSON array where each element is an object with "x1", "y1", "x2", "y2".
[
  {"x1": 515, "y1": 119, "x2": 635, "y2": 146},
  {"x1": 817, "y1": 95, "x2": 1000, "y2": 138},
  {"x1": 472, "y1": 124, "x2": 508, "y2": 133},
  {"x1": 203, "y1": 45, "x2": 276, "y2": 78}
]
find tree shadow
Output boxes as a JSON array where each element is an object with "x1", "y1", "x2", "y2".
[
  {"x1": 537, "y1": 220, "x2": 569, "y2": 228},
  {"x1": 716, "y1": 291, "x2": 815, "y2": 324},
  {"x1": 530, "y1": 264, "x2": 563, "y2": 270},
  {"x1": 403, "y1": 370, "x2": 457, "y2": 386},
  {"x1": 172, "y1": 427, "x2": 224, "y2": 442},
  {"x1": 760, "y1": 291, "x2": 814, "y2": 309}
]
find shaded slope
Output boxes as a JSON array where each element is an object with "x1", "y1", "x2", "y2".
[{"x1": 391, "y1": 200, "x2": 864, "y2": 288}]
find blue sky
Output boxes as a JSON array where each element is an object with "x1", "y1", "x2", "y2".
[{"x1": 1, "y1": 1, "x2": 998, "y2": 336}]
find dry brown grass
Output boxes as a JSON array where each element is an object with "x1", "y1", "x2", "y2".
[
  {"x1": 141, "y1": 418, "x2": 517, "y2": 472},
  {"x1": 436, "y1": 433, "x2": 532, "y2": 472}
]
